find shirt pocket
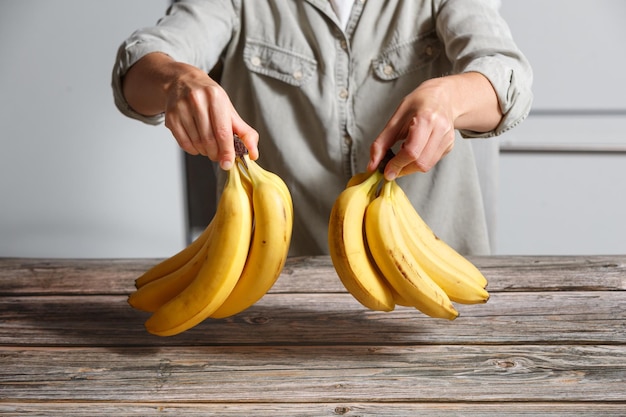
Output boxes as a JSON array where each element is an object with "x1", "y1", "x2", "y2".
[
  {"x1": 243, "y1": 38, "x2": 317, "y2": 87},
  {"x1": 372, "y1": 32, "x2": 442, "y2": 81}
]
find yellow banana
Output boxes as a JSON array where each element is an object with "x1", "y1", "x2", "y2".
[
  {"x1": 127, "y1": 233, "x2": 212, "y2": 312},
  {"x1": 365, "y1": 180, "x2": 458, "y2": 320},
  {"x1": 254, "y1": 160, "x2": 294, "y2": 220},
  {"x1": 389, "y1": 285, "x2": 413, "y2": 307},
  {"x1": 391, "y1": 181, "x2": 489, "y2": 304},
  {"x1": 129, "y1": 162, "x2": 255, "y2": 313},
  {"x1": 211, "y1": 156, "x2": 293, "y2": 318},
  {"x1": 134, "y1": 220, "x2": 213, "y2": 289},
  {"x1": 144, "y1": 162, "x2": 253, "y2": 336},
  {"x1": 346, "y1": 171, "x2": 371, "y2": 187},
  {"x1": 328, "y1": 170, "x2": 395, "y2": 312},
  {"x1": 391, "y1": 181, "x2": 488, "y2": 289}
]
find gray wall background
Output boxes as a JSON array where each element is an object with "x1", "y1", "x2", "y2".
[
  {"x1": 497, "y1": 0, "x2": 626, "y2": 255},
  {"x1": 0, "y1": 0, "x2": 186, "y2": 258},
  {"x1": 1, "y1": 0, "x2": 624, "y2": 258}
]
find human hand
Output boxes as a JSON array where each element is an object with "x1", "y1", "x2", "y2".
[
  {"x1": 163, "y1": 62, "x2": 259, "y2": 170},
  {"x1": 367, "y1": 78, "x2": 456, "y2": 180}
]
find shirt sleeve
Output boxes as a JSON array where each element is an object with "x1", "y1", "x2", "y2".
[
  {"x1": 435, "y1": 0, "x2": 534, "y2": 138},
  {"x1": 111, "y1": 0, "x2": 239, "y2": 125}
]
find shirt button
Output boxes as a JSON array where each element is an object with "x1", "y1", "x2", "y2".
[
  {"x1": 340, "y1": 39, "x2": 348, "y2": 50},
  {"x1": 338, "y1": 88, "x2": 349, "y2": 99},
  {"x1": 293, "y1": 70, "x2": 303, "y2": 81},
  {"x1": 250, "y1": 56, "x2": 261, "y2": 66},
  {"x1": 344, "y1": 135, "x2": 352, "y2": 146},
  {"x1": 425, "y1": 45, "x2": 434, "y2": 56},
  {"x1": 383, "y1": 63, "x2": 394, "y2": 76}
]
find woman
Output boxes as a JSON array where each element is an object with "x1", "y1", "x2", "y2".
[{"x1": 112, "y1": 0, "x2": 533, "y2": 256}]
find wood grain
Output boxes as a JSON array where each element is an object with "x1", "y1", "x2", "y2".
[
  {"x1": 0, "y1": 291, "x2": 624, "y2": 347},
  {"x1": 0, "y1": 256, "x2": 624, "y2": 412},
  {"x1": 1, "y1": 255, "x2": 625, "y2": 295},
  {"x1": 1, "y1": 345, "x2": 624, "y2": 403},
  {"x1": 1, "y1": 403, "x2": 624, "y2": 417}
]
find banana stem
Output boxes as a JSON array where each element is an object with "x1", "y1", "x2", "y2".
[
  {"x1": 234, "y1": 135, "x2": 249, "y2": 169},
  {"x1": 378, "y1": 148, "x2": 396, "y2": 173},
  {"x1": 381, "y1": 179, "x2": 393, "y2": 198}
]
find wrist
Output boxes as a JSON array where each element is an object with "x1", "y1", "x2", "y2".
[{"x1": 449, "y1": 72, "x2": 502, "y2": 132}]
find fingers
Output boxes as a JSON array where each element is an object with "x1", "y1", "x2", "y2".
[
  {"x1": 207, "y1": 89, "x2": 235, "y2": 170},
  {"x1": 369, "y1": 108, "x2": 455, "y2": 181},
  {"x1": 232, "y1": 113, "x2": 260, "y2": 161},
  {"x1": 367, "y1": 109, "x2": 408, "y2": 173},
  {"x1": 164, "y1": 76, "x2": 258, "y2": 169},
  {"x1": 389, "y1": 114, "x2": 454, "y2": 179},
  {"x1": 164, "y1": 99, "x2": 203, "y2": 155},
  {"x1": 190, "y1": 89, "x2": 218, "y2": 159},
  {"x1": 383, "y1": 117, "x2": 429, "y2": 179},
  {"x1": 209, "y1": 101, "x2": 260, "y2": 169}
]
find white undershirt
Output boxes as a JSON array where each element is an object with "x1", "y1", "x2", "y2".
[{"x1": 329, "y1": 0, "x2": 355, "y2": 31}]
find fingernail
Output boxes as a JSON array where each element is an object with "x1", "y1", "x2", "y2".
[
  {"x1": 221, "y1": 160, "x2": 233, "y2": 170},
  {"x1": 385, "y1": 169, "x2": 397, "y2": 181}
]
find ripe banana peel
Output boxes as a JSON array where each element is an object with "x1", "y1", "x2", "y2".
[
  {"x1": 328, "y1": 170, "x2": 395, "y2": 312},
  {"x1": 365, "y1": 180, "x2": 459, "y2": 320},
  {"x1": 134, "y1": 220, "x2": 213, "y2": 289},
  {"x1": 144, "y1": 163, "x2": 253, "y2": 336},
  {"x1": 128, "y1": 139, "x2": 293, "y2": 336},
  {"x1": 130, "y1": 138, "x2": 490, "y2": 332},
  {"x1": 328, "y1": 165, "x2": 490, "y2": 319},
  {"x1": 211, "y1": 156, "x2": 293, "y2": 319},
  {"x1": 128, "y1": 235, "x2": 211, "y2": 312},
  {"x1": 391, "y1": 181, "x2": 489, "y2": 303}
]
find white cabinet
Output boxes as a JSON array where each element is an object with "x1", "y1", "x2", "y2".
[{"x1": 496, "y1": 0, "x2": 626, "y2": 255}]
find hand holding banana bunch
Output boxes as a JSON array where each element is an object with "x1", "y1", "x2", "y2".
[
  {"x1": 328, "y1": 166, "x2": 490, "y2": 320},
  {"x1": 128, "y1": 139, "x2": 293, "y2": 336},
  {"x1": 128, "y1": 142, "x2": 489, "y2": 336}
]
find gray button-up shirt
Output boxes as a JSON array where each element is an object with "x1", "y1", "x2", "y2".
[{"x1": 112, "y1": 0, "x2": 533, "y2": 256}]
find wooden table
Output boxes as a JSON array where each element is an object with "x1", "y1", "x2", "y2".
[{"x1": 1, "y1": 255, "x2": 624, "y2": 416}]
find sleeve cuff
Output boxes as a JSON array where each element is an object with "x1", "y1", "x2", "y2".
[{"x1": 459, "y1": 56, "x2": 533, "y2": 139}]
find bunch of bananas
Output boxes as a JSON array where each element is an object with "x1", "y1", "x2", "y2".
[
  {"x1": 128, "y1": 151, "x2": 293, "y2": 336},
  {"x1": 328, "y1": 169, "x2": 489, "y2": 320}
]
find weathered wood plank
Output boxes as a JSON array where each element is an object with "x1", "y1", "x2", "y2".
[
  {"x1": 0, "y1": 258, "x2": 152, "y2": 295},
  {"x1": 474, "y1": 255, "x2": 626, "y2": 291},
  {"x1": 1, "y1": 255, "x2": 625, "y2": 295},
  {"x1": 0, "y1": 402, "x2": 624, "y2": 417},
  {"x1": 1, "y1": 256, "x2": 624, "y2": 411},
  {"x1": 1, "y1": 292, "x2": 624, "y2": 346},
  {"x1": 1, "y1": 345, "x2": 624, "y2": 402}
]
